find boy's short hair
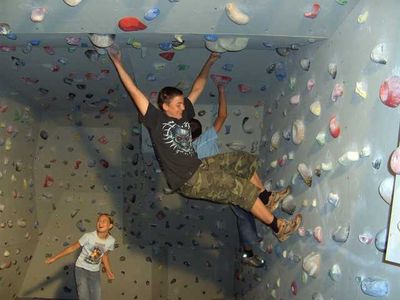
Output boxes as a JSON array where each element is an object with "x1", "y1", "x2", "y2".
[
  {"x1": 157, "y1": 86, "x2": 183, "y2": 110},
  {"x1": 98, "y1": 213, "x2": 114, "y2": 226},
  {"x1": 190, "y1": 118, "x2": 202, "y2": 140}
]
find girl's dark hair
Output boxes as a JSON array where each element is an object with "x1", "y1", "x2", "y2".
[
  {"x1": 190, "y1": 118, "x2": 202, "y2": 140},
  {"x1": 157, "y1": 86, "x2": 183, "y2": 110}
]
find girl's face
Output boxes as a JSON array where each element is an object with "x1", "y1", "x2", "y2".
[{"x1": 96, "y1": 215, "x2": 113, "y2": 233}]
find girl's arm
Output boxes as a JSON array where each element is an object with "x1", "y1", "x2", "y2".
[
  {"x1": 45, "y1": 242, "x2": 81, "y2": 264},
  {"x1": 102, "y1": 251, "x2": 115, "y2": 280}
]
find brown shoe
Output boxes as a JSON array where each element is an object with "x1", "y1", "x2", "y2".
[
  {"x1": 266, "y1": 186, "x2": 291, "y2": 212},
  {"x1": 275, "y1": 214, "x2": 302, "y2": 242}
]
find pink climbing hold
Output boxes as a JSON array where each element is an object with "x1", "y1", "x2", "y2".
[
  {"x1": 331, "y1": 83, "x2": 344, "y2": 101},
  {"x1": 390, "y1": 146, "x2": 400, "y2": 174},
  {"x1": 304, "y1": 3, "x2": 321, "y2": 19},
  {"x1": 238, "y1": 84, "x2": 250, "y2": 93},
  {"x1": 98, "y1": 135, "x2": 109, "y2": 144},
  {"x1": 329, "y1": 115, "x2": 340, "y2": 138},
  {"x1": 307, "y1": 79, "x2": 315, "y2": 91},
  {"x1": 313, "y1": 226, "x2": 323, "y2": 243},
  {"x1": 0, "y1": 45, "x2": 16, "y2": 52},
  {"x1": 291, "y1": 281, "x2": 298, "y2": 295},
  {"x1": 100, "y1": 159, "x2": 109, "y2": 168},
  {"x1": 74, "y1": 160, "x2": 82, "y2": 170},
  {"x1": 379, "y1": 76, "x2": 400, "y2": 108},
  {"x1": 43, "y1": 45, "x2": 55, "y2": 55},
  {"x1": 43, "y1": 175, "x2": 54, "y2": 187},
  {"x1": 21, "y1": 77, "x2": 39, "y2": 85},
  {"x1": 210, "y1": 74, "x2": 232, "y2": 86}
]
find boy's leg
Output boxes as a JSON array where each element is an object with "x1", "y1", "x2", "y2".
[
  {"x1": 75, "y1": 267, "x2": 90, "y2": 300},
  {"x1": 231, "y1": 205, "x2": 265, "y2": 268},
  {"x1": 88, "y1": 270, "x2": 101, "y2": 300},
  {"x1": 250, "y1": 198, "x2": 302, "y2": 242},
  {"x1": 250, "y1": 172, "x2": 265, "y2": 191}
]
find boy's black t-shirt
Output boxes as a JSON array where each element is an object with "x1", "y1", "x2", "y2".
[{"x1": 142, "y1": 98, "x2": 201, "y2": 190}]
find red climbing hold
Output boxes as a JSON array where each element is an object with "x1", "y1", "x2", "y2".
[
  {"x1": 380, "y1": 75, "x2": 400, "y2": 108},
  {"x1": 159, "y1": 52, "x2": 175, "y2": 61},
  {"x1": 118, "y1": 17, "x2": 147, "y2": 31}
]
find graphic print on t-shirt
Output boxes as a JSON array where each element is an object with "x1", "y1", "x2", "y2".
[
  {"x1": 84, "y1": 243, "x2": 105, "y2": 265},
  {"x1": 162, "y1": 121, "x2": 194, "y2": 155}
]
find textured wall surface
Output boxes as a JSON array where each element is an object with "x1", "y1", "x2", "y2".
[
  {"x1": 0, "y1": 83, "x2": 41, "y2": 299},
  {"x1": 1, "y1": 0, "x2": 400, "y2": 299},
  {"x1": 235, "y1": 0, "x2": 400, "y2": 299}
]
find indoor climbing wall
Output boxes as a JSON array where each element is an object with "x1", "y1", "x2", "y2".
[
  {"x1": 1, "y1": 0, "x2": 400, "y2": 300},
  {"x1": 236, "y1": 0, "x2": 400, "y2": 299},
  {"x1": 0, "y1": 82, "x2": 41, "y2": 299}
]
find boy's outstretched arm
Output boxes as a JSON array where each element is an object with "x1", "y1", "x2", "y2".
[
  {"x1": 45, "y1": 242, "x2": 81, "y2": 264},
  {"x1": 188, "y1": 52, "x2": 220, "y2": 104},
  {"x1": 102, "y1": 252, "x2": 115, "y2": 280},
  {"x1": 108, "y1": 48, "x2": 149, "y2": 116},
  {"x1": 213, "y1": 85, "x2": 228, "y2": 133}
]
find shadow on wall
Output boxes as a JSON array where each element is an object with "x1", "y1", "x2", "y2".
[
  {"x1": 19, "y1": 263, "x2": 78, "y2": 299},
  {"x1": 27, "y1": 121, "x2": 239, "y2": 299}
]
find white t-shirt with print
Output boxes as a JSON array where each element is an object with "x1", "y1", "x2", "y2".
[{"x1": 75, "y1": 231, "x2": 115, "y2": 272}]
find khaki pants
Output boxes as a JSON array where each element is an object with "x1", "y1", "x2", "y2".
[{"x1": 178, "y1": 151, "x2": 260, "y2": 211}]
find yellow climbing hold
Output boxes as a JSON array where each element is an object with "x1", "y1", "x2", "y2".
[{"x1": 357, "y1": 11, "x2": 369, "y2": 24}]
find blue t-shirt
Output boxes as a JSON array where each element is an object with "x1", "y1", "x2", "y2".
[{"x1": 193, "y1": 127, "x2": 219, "y2": 158}]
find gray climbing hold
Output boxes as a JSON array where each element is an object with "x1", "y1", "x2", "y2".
[
  {"x1": 281, "y1": 195, "x2": 296, "y2": 215},
  {"x1": 332, "y1": 224, "x2": 350, "y2": 243},
  {"x1": 375, "y1": 228, "x2": 387, "y2": 252}
]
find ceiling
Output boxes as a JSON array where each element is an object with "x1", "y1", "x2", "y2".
[{"x1": 0, "y1": 0, "x2": 360, "y2": 113}]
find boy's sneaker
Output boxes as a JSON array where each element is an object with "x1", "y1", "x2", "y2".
[
  {"x1": 266, "y1": 186, "x2": 291, "y2": 212},
  {"x1": 241, "y1": 253, "x2": 265, "y2": 268},
  {"x1": 275, "y1": 214, "x2": 302, "y2": 242}
]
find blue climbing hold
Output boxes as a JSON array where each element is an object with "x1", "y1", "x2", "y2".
[
  {"x1": 30, "y1": 39, "x2": 41, "y2": 46},
  {"x1": 6, "y1": 33, "x2": 17, "y2": 40},
  {"x1": 204, "y1": 34, "x2": 218, "y2": 42},
  {"x1": 275, "y1": 62, "x2": 287, "y2": 81},
  {"x1": 361, "y1": 277, "x2": 389, "y2": 297},
  {"x1": 262, "y1": 41, "x2": 273, "y2": 48},
  {"x1": 222, "y1": 64, "x2": 233, "y2": 72},
  {"x1": 144, "y1": 8, "x2": 160, "y2": 21},
  {"x1": 159, "y1": 41, "x2": 172, "y2": 51},
  {"x1": 146, "y1": 73, "x2": 156, "y2": 81}
]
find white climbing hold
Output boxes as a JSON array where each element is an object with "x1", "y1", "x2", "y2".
[
  {"x1": 88, "y1": 34, "x2": 115, "y2": 48},
  {"x1": 300, "y1": 58, "x2": 311, "y2": 71},
  {"x1": 355, "y1": 81, "x2": 368, "y2": 99},
  {"x1": 271, "y1": 132, "x2": 280, "y2": 150},
  {"x1": 315, "y1": 131, "x2": 326, "y2": 145},
  {"x1": 370, "y1": 43, "x2": 388, "y2": 64},
  {"x1": 290, "y1": 94, "x2": 300, "y2": 105},
  {"x1": 64, "y1": 0, "x2": 82, "y2": 6},
  {"x1": 360, "y1": 145, "x2": 371, "y2": 157},
  {"x1": 225, "y1": 3, "x2": 250, "y2": 25},
  {"x1": 329, "y1": 264, "x2": 342, "y2": 281},
  {"x1": 338, "y1": 151, "x2": 360, "y2": 166},
  {"x1": 328, "y1": 63, "x2": 337, "y2": 79},
  {"x1": 297, "y1": 163, "x2": 312, "y2": 187},
  {"x1": 292, "y1": 120, "x2": 305, "y2": 145},
  {"x1": 327, "y1": 192, "x2": 340, "y2": 207},
  {"x1": 302, "y1": 252, "x2": 321, "y2": 277},
  {"x1": 379, "y1": 176, "x2": 394, "y2": 205},
  {"x1": 218, "y1": 37, "x2": 249, "y2": 51}
]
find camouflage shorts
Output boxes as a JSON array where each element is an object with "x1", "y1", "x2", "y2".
[{"x1": 178, "y1": 151, "x2": 260, "y2": 211}]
